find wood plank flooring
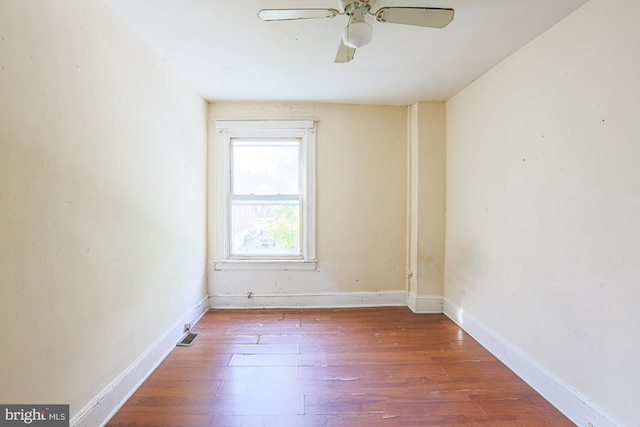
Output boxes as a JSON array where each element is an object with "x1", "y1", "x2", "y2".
[{"x1": 107, "y1": 307, "x2": 574, "y2": 426}]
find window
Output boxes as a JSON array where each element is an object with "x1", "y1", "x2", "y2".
[{"x1": 214, "y1": 120, "x2": 316, "y2": 270}]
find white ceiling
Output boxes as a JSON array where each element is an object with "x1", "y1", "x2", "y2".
[{"x1": 103, "y1": 0, "x2": 589, "y2": 106}]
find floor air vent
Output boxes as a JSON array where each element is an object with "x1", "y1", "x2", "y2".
[{"x1": 177, "y1": 332, "x2": 200, "y2": 347}]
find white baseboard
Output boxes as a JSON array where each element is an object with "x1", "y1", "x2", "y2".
[
  {"x1": 209, "y1": 291, "x2": 407, "y2": 309},
  {"x1": 407, "y1": 292, "x2": 444, "y2": 313},
  {"x1": 443, "y1": 299, "x2": 620, "y2": 427},
  {"x1": 71, "y1": 295, "x2": 210, "y2": 427},
  {"x1": 69, "y1": 292, "x2": 620, "y2": 426}
]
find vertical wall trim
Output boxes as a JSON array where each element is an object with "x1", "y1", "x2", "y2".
[
  {"x1": 405, "y1": 106, "x2": 413, "y2": 296},
  {"x1": 407, "y1": 104, "x2": 420, "y2": 297}
]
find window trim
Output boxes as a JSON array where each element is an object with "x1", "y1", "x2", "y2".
[{"x1": 213, "y1": 119, "x2": 317, "y2": 270}]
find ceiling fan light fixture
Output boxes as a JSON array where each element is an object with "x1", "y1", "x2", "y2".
[{"x1": 342, "y1": 21, "x2": 373, "y2": 49}]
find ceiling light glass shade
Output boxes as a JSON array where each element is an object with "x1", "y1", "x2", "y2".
[{"x1": 342, "y1": 21, "x2": 373, "y2": 48}]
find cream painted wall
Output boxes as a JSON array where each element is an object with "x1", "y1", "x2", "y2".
[
  {"x1": 0, "y1": 0, "x2": 207, "y2": 419},
  {"x1": 445, "y1": 0, "x2": 640, "y2": 424},
  {"x1": 208, "y1": 103, "x2": 407, "y2": 298},
  {"x1": 408, "y1": 102, "x2": 446, "y2": 302}
]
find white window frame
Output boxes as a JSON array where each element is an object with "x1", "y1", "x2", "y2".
[{"x1": 213, "y1": 119, "x2": 317, "y2": 270}]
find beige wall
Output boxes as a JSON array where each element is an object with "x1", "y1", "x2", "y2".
[
  {"x1": 208, "y1": 103, "x2": 407, "y2": 297},
  {"x1": 0, "y1": 0, "x2": 207, "y2": 419},
  {"x1": 408, "y1": 102, "x2": 446, "y2": 303},
  {"x1": 445, "y1": 0, "x2": 640, "y2": 424}
]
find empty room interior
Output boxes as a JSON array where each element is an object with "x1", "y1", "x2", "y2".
[{"x1": 1, "y1": 0, "x2": 638, "y2": 426}]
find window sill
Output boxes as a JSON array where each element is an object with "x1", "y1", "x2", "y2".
[{"x1": 213, "y1": 259, "x2": 318, "y2": 271}]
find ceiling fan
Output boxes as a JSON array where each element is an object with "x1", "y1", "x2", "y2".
[{"x1": 258, "y1": 0, "x2": 454, "y2": 63}]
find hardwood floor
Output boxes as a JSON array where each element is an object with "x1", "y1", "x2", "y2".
[{"x1": 107, "y1": 307, "x2": 574, "y2": 426}]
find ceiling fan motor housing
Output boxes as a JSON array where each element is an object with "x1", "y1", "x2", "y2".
[{"x1": 339, "y1": 0, "x2": 374, "y2": 14}]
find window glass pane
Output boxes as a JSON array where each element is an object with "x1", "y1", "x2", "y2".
[
  {"x1": 232, "y1": 139, "x2": 299, "y2": 195},
  {"x1": 231, "y1": 200, "x2": 300, "y2": 256}
]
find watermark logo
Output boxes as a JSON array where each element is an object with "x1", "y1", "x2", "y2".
[{"x1": 0, "y1": 405, "x2": 68, "y2": 427}]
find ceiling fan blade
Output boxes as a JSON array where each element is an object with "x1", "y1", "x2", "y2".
[
  {"x1": 374, "y1": 7, "x2": 454, "y2": 28},
  {"x1": 335, "y1": 14, "x2": 357, "y2": 63},
  {"x1": 335, "y1": 39, "x2": 355, "y2": 63},
  {"x1": 258, "y1": 8, "x2": 339, "y2": 21}
]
